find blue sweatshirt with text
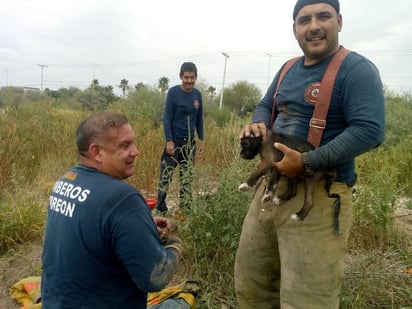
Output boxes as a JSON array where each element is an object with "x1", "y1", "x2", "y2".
[{"x1": 41, "y1": 164, "x2": 180, "y2": 309}]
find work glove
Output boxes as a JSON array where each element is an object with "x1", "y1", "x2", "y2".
[{"x1": 165, "y1": 234, "x2": 183, "y2": 258}]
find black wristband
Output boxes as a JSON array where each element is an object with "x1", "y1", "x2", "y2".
[{"x1": 301, "y1": 152, "x2": 315, "y2": 176}]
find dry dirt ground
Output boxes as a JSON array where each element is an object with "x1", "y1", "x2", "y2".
[{"x1": 1, "y1": 203, "x2": 411, "y2": 309}]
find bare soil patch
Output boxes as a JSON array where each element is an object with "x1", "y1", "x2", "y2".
[
  {"x1": 394, "y1": 198, "x2": 412, "y2": 243},
  {"x1": 0, "y1": 237, "x2": 43, "y2": 308}
]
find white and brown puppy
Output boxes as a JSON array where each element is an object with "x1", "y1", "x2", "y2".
[{"x1": 239, "y1": 131, "x2": 335, "y2": 221}]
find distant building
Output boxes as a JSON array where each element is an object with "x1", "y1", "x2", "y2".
[
  {"x1": 22, "y1": 86, "x2": 40, "y2": 94},
  {"x1": 0, "y1": 86, "x2": 40, "y2": 94}
]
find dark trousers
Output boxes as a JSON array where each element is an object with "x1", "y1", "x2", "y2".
[{"x1": 156, "y1": 138, "x2": 196, "y2": 212}]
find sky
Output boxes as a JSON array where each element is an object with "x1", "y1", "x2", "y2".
[{"x1": 1, "y1": 0, "x2": 412, "y2": 96}]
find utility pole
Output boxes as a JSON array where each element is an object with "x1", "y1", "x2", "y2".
[
  {"x1": 3, "y1": 69, "x2": 8, "y2": 87},
  {"x1": 266, "y1": 53, "x2": 273, "y2": 87},
  {"x1": 219, "y1": 52, "x2": 230, "y2": 110},
  {"x1": 37, "y1": 64, "x2": 48, "y2": 92}
]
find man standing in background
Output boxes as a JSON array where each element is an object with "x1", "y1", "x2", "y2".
[{"x1": 156, "y1": 62, "x2": 204, "y2": 218}]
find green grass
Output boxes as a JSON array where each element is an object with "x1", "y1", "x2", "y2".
[{"x1": 0, "y1": 189, "x2": 47, "y2": 253}]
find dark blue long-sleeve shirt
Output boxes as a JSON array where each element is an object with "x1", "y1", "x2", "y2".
[
  {"x1": 253, "y1": 49, "x2": 385, "y2": 184},
  {"x1": 41, "y1": 164, "x2": 180, "y2": 309},
  {"x1": 163, "y1": 85, "x2": 204, "y2": 142}
]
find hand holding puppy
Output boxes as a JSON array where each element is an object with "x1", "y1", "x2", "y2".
[{"x1": 240, "y1": 122, "x2": 268, "y2": 139}]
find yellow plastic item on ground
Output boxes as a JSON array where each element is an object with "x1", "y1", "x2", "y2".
[
  {"x1": 9, "y1": 276, "x2": 42, "y2": 309},
  {"x1": 147, "y1": 280, "x2": 199, "y2": 308},
  {"x1": 10, "y1": 276, "x2": 199, "y2": 309}
]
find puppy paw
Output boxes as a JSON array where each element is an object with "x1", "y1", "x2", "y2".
[
  {"x1": 262, "y1": 193, "x2": 272, "y2": 203},
  {"x1": 290, "y1": 213, "x2": 300, "y2": 221},
  {"x1": 238, "y1": 183, "x2": 250, "y2": 192},
  {"x1": 272, "y1": 196, "x2": 281, "y2": 205}
]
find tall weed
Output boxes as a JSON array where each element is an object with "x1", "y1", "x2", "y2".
[
  {"x1": 0, "y1": 189, "x2": 47, "y2": 253},
  {"x1": 178, "y1": 160, "x2": 252, "y2": 308}
]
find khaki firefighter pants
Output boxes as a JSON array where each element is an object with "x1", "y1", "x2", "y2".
[{"x1": 234, "y1": 176, "x2": 353, "y2": 309}]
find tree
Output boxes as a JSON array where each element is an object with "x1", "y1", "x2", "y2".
[
  {"x1": 90, "y1": 79, "x2": 100, "y2": 90},
  {"x1": 158, "y1": 77, "x2": 169, "y2": 93},
  {"x1": 75, "y1": 89, "x2": 109, "y2": 111},
  {"x1": 135, "y1": 82, "x2": 145, "y2": 90},
  {"x1": 124, "y1": 84, "x2": 166, "y2": 128},
  {"x1": 45, "y1": 87, "x2": 81, "y2": 100},
  {"x1": 207, "y1": 86, "x2": 216, "y2": 100},
  {"x1": 75, "y1": 83, "x2": 118, "y2": 111},
  {"x1": 221, "y1": 81, "x2": 262, "y2": 117},
  {"x1": 101, "y1": 85, "x2": 117, "y2": 105},
  {"x1": 119, "y1": 79, "x2": 129, "y2": 97}
]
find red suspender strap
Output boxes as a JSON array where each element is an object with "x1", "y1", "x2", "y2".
[
  {"x1": 307, "y1": 47, "x2": 351, "y2": 147},
  {"x1": 270, "y1": 56, "x2": 301, "y2": 129}
]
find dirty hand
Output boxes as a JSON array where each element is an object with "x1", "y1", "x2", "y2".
[
  {"x1": 272, "y1": 142, "x2": 305, "y2": 178},
  {"x1": 197, "y1": 139, "x2": 204, "y2": 154},
  {"x1": 239, "y1": 122, "x2": 268, "y2": 139},
  {"x1": 165, "y1": 141, "x2": 175, "y2": 155},
  {"x1": 154, "y1": 216, "x2": 172, "y2": 237}
]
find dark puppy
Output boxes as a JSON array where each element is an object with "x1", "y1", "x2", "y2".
[{"x1": 238, "y1": 131, "x2": 335, "y2": 221}]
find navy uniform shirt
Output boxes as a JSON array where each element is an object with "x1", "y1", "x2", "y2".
[
  {"x1": 41, "y1": 164, "x2": 180, "y2": 309},
  {"x1": 163, "y1": 85, "x2": 204, "y2": 142},
  {"x1": 253, "y1": 49, "x2": 385, "y2": 184}
]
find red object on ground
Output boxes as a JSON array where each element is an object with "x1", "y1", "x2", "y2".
[
  {"x1": 172, "y1": 208, "x2": 186, "y2": 222},
  {"x1": 145, "y1": 199, "x2": 157, "y2": 210}
]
